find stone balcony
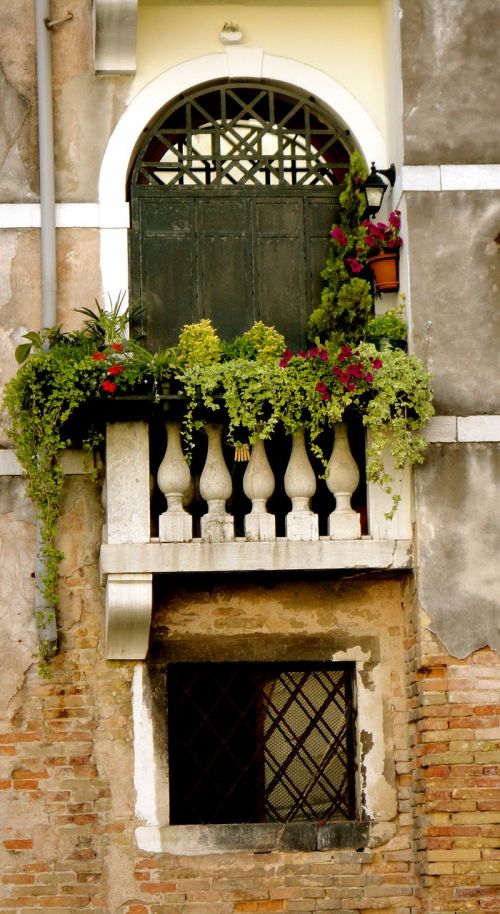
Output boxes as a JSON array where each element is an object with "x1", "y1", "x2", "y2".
[{"x1": 100, "y1": 416, "x2": 413, "y2": 659}]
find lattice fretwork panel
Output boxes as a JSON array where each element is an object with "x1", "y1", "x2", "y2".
[{"x1": 132, "y1": 83, "x2": 353, "y2": 188}]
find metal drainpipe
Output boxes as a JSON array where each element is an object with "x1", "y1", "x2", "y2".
[{"x1": 34, "y1": 0, "x2": 58, "y2": 655}]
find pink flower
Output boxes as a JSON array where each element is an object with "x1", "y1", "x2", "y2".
[
  {"x1": 338, "y1": 345, "x2": 353, "y2": 362},
  {"x1": 92, "y1": 351, "x2": 106, "y2": 361},
  {"x1": 279, "y1": 348, "x2": 293, "y2": 368},
  {"x1": 364, "y1": 372, "x2": 374, "y2": 383},
  {"x1": 319, "y1": 349, "x2": 328, "y2": 361},
  {"x1": 330, "y1": 226, "x2": 348, "y2": 246},
  {"x1": 388, "y1": 210, "x2": 401, "y2": 228},
  {"x1": 345, "y1": 257, "x2": 363, "y2": 274},
  {"x1": 371, "y1": 357, "x2": 383, "y2": 370},
  {"x1": 315, "y1": 381, "x2": 331, "y2": 401},
  {"x1": 101, "y1": 379, "x2": 117, "y2": 394},
  {"x1": 107, "y1": 364, "x2": 124, "y2": 376}
]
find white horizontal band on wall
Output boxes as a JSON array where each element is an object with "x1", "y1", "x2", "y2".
[
  {"x1": 402, "y1": 164, "x2": 500, "y2": 192},
  {"x1": 0, "y1": 203, "x2": 130, "y2": 229}
]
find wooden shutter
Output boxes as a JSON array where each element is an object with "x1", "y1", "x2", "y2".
[{"x1": 130, "y1": 189, "x2": 340, "y2": 350}]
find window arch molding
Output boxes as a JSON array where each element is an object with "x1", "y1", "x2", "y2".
[{"x1": 98, "y1": 50, "x2": 386, "y2": 307}]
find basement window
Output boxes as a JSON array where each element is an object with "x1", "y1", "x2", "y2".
[{"x1": 167, "y1": 661, "x2": 357, "y2": 826}]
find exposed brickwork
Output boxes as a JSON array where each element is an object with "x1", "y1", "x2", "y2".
[{"x1": 406, "y1": 622, "x2": 500, "y2": 913}]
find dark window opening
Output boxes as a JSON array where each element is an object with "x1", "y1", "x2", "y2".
[{"x1": 167, "y1": 662, "x2": 357, "y2": 826}]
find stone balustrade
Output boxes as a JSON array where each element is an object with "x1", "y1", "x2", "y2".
[
  {"x1": 101, "y1": 418, "x2": 413, "y2": 658},
  {"x1": 155, "y1": 420, "x2": 363, "y2": 545}
]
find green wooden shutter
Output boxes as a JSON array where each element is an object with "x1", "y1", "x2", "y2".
[{"x1": 131, "y1": 189, "x2": 339, "y2": 350}]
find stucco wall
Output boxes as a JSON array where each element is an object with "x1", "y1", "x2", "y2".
[
  {"x1": 415, "y1": 444, "x2": 500, "y2": 657},
  {"x1": 136, "y1": 1, "x2": 388, "y2": 137},
  {"x1": 406, "y1": 191, "x2": 500, "y2": 415},
  {"x1": 400, "y1": 0, "x2": 499, "y2": 164}
]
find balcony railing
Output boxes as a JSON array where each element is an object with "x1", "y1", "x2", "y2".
[{"x1": 100, "y1": 417, "x2": 412, "y2": 659}]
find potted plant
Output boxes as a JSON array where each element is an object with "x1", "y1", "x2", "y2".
[
  {"x1": 366, "y1": 300, "x2": 408, "y2": 351},
  {"x1": 361, "y1": 211, "x2": 403, "y2": 293}
]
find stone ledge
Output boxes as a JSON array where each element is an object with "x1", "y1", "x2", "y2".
[
  {"x1": 135, "y1": 820, "x2": 370, "y2": 856},
  {"x1": 101, "y1": 538, "x2": 413, "y2": 575}
]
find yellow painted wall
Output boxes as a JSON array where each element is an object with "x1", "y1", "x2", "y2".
[{"x1": 135, "y1": 2, "x2": 387, "y2": 136}]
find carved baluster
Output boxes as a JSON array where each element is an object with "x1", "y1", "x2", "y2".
[
  {"x1": 243, "y1": 437, "x2": 276, "y2": 541},
  {"x1": 326, "y1": 422, "x2": 361, "y2": 539},
  {"x1": 284, "y1": 429, "x2": 318, "y2": 541},
  {"x1": 200, "y1": 424, "x2": 234, "y2": 542},
  {"x1": 157, "y1": 422, "x2": 193, "y2": 542}
]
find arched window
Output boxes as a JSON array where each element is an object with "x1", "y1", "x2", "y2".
[{"x1": 129, "y1": 81, "x2": 355, "y2": 350}]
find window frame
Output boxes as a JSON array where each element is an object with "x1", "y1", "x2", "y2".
[
  {"x1": 132, "y1": 633, "x2": 388, "y2": 855},
  {"x1": 167, "y1": 660, "x2": 358, "y2": 827}
]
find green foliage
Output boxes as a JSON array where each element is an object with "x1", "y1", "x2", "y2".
[
  {"x1": 221, "y1": 321, "x2": 285, "y2": 362},
  {"x1": 75, "y1": 293, "x2": 145, "y2": 345},
  {"x1": 307, "y1": 152, "x2": 373, "y2": 343},
  {"x1": 176, "y1": 318, "x2": 222, "y2": 367},
  {"x1": 366, "y1": 302, "x2": 408, "y2": 345}
]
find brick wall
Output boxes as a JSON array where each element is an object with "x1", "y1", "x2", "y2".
[{"x1": 408, "y1": 628, "x2": 500, "y2": 913}]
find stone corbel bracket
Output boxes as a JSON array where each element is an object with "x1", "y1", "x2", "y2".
[
  {"x1": 93, "y1": 0, "x2": 137, "y2": 75},
  {"x1": 106, "y1": 572, "x2": 153, "y2": 659}
]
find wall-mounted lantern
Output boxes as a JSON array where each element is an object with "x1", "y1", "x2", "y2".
[{"x1": 361, "y1": 162, "x2": 396, "y2": 219}]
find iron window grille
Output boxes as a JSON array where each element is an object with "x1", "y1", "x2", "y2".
[{"x1": 167, "y1": 662, "x2": 357, "y2": 826}]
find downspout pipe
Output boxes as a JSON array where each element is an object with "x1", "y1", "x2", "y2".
[{"x1": 34, "y1": 0, "x2": 58, "y2": 656}]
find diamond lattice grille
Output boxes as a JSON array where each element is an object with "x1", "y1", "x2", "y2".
[
  {"x1": 167, "y1": 663, "x2": 357, "y2": 825},
  {"x1": 132, "y1": 84, "x2": 353, "y2": 188}
]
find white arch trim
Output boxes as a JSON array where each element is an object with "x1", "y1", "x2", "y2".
[{"x1": 98, "y1": 50, "x2": 386, "y2": 305}]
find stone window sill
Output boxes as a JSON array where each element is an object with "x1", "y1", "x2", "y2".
[{"x1": 135, "y1": 821, "x2": 370, "y2": 856}]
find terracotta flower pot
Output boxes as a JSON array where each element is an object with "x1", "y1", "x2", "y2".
[{"x1": 368, "y1": 251, "x2": 399, "y2": 293}]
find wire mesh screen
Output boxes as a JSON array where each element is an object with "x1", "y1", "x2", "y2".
[{"x1": 167, "y1": 662, "x2": 357, "y2": 825}]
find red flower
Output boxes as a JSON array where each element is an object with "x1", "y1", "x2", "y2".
[
  {"x1": 338, "y1": 345, "x2": 353, "y2": 362},
  {"x1": 371, "y1": 357, "x2": 383, "y2": 370},
  {"x1": 101, "y1": 379, "x2": 117, "y2": 394},
  {"x1": 330, "y1": 226, "x2": 348, "y2": 246},
  {"x1": 92, "y1": 351, "x2": 106, "y2": 361},
  {"x1": 108, "y1": 363, "x2": 124, "y2": 376},
  {"x1": 279, "y1": 348, "x2": 293, "y2": 368},
  {"x1": 345, "y1": 257, "x2": 363, "y2": 274},
  {"x1": 111, "y1": 342, "x2": 124, "y2": 352},
  {"x1": 315, "y1": 381, "x2": 331, "y2": 401},
  {"x1": 388, "y1": 210, "x2": 401, "y2": 228},
  {"x1": 364, "y1": 372, "x2": 374, "y2": 383}
]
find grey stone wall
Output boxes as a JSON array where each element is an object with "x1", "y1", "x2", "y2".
[
  {"x1": 415, "y1": 444, "x2": 500, "y2": 657},
  {"x1": 401, "y1": 0, "x2": 499, "y2": 164},
  {"x1": 407, "y1": 191, "x2": 500, "y2": 415}
]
